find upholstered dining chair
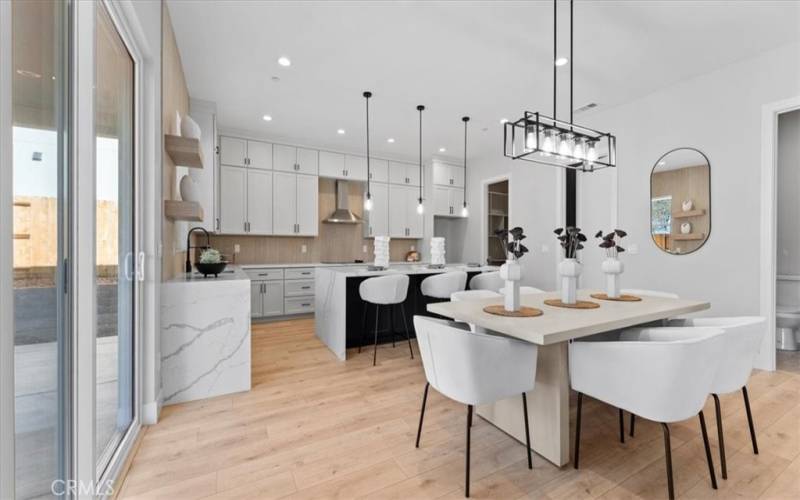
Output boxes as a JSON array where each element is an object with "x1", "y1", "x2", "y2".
[
  {"x1": 413, "y1": 316, "x2": 537, "y2": 497},
  {"x1": 569, "y1": 327, "x2": 725, "y2": 500}
]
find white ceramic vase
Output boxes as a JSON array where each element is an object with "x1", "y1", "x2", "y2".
[
  {"x1": 682, "y1": 199, "x2": 693, "y2": 212},
  {"x1": 181, "y1": 115, "x2": 202, "y2": 140},
  {"x1": 680, "y1": 222, "x2": 692, "y2": 234},
  {"x1": 179, "y1": 174, "x2": 199, "y2": 202},
  {"x1": 558, "y1": 258, "x2": 583, "y2": 304},
  {"x1": 601, "y1": 257, "x2": 624, "y2": 299},
  {"x1": 499, "y1": 258, "x2": 521, "y2": 312}
]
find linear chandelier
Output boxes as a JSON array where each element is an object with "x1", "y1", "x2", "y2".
[{"x1": 503, "y1": 0, "x2": 616, "y2": 172}]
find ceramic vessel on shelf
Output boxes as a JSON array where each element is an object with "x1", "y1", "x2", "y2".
[
  {"x1": 680, "y1": 222, "x2": 692, "y2": 234},
  {"x1": 179, "y1": 174, "x2": 199, "y2": 202},
  {"x1": 499, "y1": 257, "x2": 521, "y2": 312},
  {"x1": 601, "y1": 257, "x2": 624, "y2": 299},
  {"x1": 558, "y1": 258, "x2": 582, "y2": 304},
  {"x1": 181, "y1": 115, "x2": 201, "y2": 140},
  {"x1": 682, "y1": 199, "x2": 693, "y2": 212}
]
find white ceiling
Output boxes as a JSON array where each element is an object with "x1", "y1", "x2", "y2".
[{"x1": 168, "y1": 0, "x2": 799, "y2": 162}]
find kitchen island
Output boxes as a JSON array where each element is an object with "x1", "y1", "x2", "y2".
[
  {"x1": 315, "y1": 263, "x2": 496, "y2": 360},
  {"x1": 160, "y1": 265, "x2": 251, "y2": 405}
]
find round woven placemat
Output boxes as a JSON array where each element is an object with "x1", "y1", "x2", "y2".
[
  {"x1": 483, "y1": 305, "x2": 543, "y2": 317},
  {"x1": 590, "y1": 293, "x2": 642, "y2": 302},
  {"x1": 543, "y1": 299, "x2": 600, "y2": 309}
]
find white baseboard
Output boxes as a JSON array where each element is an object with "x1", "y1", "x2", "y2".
[{"x1": 142, "y1": 389, "x2": 162, "y2": 425}]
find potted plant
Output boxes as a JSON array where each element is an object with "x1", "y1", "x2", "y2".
[
  {"x1": 554, "y1": 227, "x2": 586, "y2": 304},
  {"x1": 496, "y1": 227, "x2": 529, "y2": 311},
  {"x1": 195, "y1": 248, "x2": 228, "y2": 277},
  {"x1": 596, "y1": 229, "x2": 627, "y2": 298}
]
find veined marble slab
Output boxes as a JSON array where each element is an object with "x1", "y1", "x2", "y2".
[{"x1": 161, "y1": 267, "x2": 251, "y2": 405}]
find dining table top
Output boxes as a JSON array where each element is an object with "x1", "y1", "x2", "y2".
[{"x1": 426, "y1": 289, "x2": 710, "y2": 346}]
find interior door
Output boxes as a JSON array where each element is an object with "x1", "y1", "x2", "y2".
[
  {"x1": 219, "y1": 136, "x2": 247, "y2": 167},
  {"x1": 246, "y1": 140, "x2": 272, "y2": 170},
  {"x1": 219, "y1": 166, "x2": 247, "y2": 233},
  {"x1": 388, "y1": 184, "x2": 407, "y2": 237},
  {"x1": 246, "y1": 170, "x2": 273, "y2": 234},
  {"x1": 272, "y1": 171, "x2": 297, "y2": 235},
  {"x1": 295, "y1": 174, "x2": 318, "y2": 236}
]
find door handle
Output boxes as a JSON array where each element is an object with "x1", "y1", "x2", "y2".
[
  {"x1": 137, "y1": 251, "x2": 145, "y2": 282},
  {"x1": 301, "y1": 286, "x2": 311, "y2": 290},
  {"x1": 123, "y1": 252, "x2": 134, "y2": 281}
]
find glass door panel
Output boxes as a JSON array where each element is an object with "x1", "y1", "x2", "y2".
[
  {"x1": 95, "y1": 3, "x2": 135, "y2": 475},
  {"x1": 11, "y1": 0, "x2": 68, "y2": 497}
]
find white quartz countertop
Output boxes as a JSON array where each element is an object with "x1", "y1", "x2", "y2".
[
  {"x1": 317, "y1": 263, "x2": 498, "y2": 277},
  {"x1": 238, "y1": 261, "x2": 422, "y2": 270},
  {"x1": 168, "y1": 265, "x2": 250, "y2": 283}
]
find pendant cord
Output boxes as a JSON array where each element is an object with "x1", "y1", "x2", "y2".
[
  {"x1": 463, "y1": 117, "x2": 469, "y2": 207},
  {"x1": 364, "y1": 91, "x2": 371, "y2": 197},
  {"x1": 417, "y1": 105, "x2": 424, "y2": 204},
  {"x1": 553, "y1": 0, "x2": 557, "y2": 120},
  {"x1": 570, "y1": 0, "x2": 574, "y2": 128}
]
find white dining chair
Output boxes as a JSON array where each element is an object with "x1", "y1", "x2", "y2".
[
  {"x1": 359, "y1": 274, "x2": 414, "y2": 366},
  {"x1": 469, "y1": 271, "x2": 504, "y2": 291},
  {"x1": 413, "y1": 316, "x2": 537, "y2": 497},
  {"x1": 421, "y1": 271, "x2": 468, "y2": 299},
  {"x1": 570, "y1": 327, "x2": 725, "y2": 500},
  {"x1": 626, "y1": 316, "x2": 766, "y2": 480}
]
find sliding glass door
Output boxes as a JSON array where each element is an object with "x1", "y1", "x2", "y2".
[{"x1": 94, "y1": 1, "x2": 136, "y2": 479}]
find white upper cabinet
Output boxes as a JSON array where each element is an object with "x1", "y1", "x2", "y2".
[
  {"x1": 388, "y1": 184, "x2": 423, "y2": 238},
  {"x1": 433, "y1": 162, "x2": 464, "y2": 187},
  {"x1": 219, "y1": 165, "x2": 247, "y2": 233},
  {"x1": 364, "y1": 182, "x2": 388, "y2": 238},
  {"x1": 275, "y1": 144, "x2": 319, "y2": 174},
  {"x1": 319, "y1": 151, "x2": 346, "y2": 178},
  {"x1": 246, "y1": 169, "x2": 273, "y2": 234},
  {"x1": 296, "y1": 174, "x2": 318, "y2": 236},
  {"x1": 247, "y1": 140, "x2": 273, "y2": 170},
  {"x1": 188, "y1": 100, "x2": 218, "y2": 232},
  {"x1": 434, "y1": 186, "x2": 465, "y2": 217},
  {"x1": 296, "y1": 148, "x2": 319, "y2": 175},
  {"x1": 389, "y1": 161, "x2": 421, "y2": 187},
  {"x1": 344, "y1": 155, "x2": 368, "y2": 181},
  {"x1": 273, "y1": 172, "x2": 318, "y2": 236},
  {"x1": 220, "y1": 136, "x2": 247, "y2": 167},
  {"x1": 367, "y1": 158, "x2": 388, "y2": 183}
]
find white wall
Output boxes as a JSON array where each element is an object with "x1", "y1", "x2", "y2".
[
  {"x1": 777, "y1": 109, "x2": 800, "y2": 277},
  {"x1": 577, "y1": 42, "x2": 800, "y2": 316}
]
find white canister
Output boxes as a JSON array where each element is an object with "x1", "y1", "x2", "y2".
[
  {"x1": 499, "y1": 259, "x2": 521, "y2": 312},
  {"x1": 181, "y1": 115, "x2": 202, "y2": 140},
  {"x1": 682, "y1": 199, "x2": 694, "y2": 212},
  {"x1": 601, "y1": 257, "x2": 624, "y2": 299},
  {"x1": 558, "y1": 258, "x2": 583, "y2": 304}
]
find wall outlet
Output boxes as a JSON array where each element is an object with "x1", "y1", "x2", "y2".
[
  {"x1": 628, "y1": 243, "x2": 639, "y2": 255},
  {"x1": 410, "y1": 245, "x2": 415, "y2": 251},
  {"x1": 362, "y1": 245, "x2": 368, "y2": 253},
  {"x1": 301, "y1": 244, "x2": 307, "y2": 254},
  {"x1": 233, "y1": 244, "x2": 240, "y2": 254}
]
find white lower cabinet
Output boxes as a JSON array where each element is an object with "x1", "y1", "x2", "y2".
[
  {"x1": 434, "y1": 185, "x2": 465, "y2": 217},
  {"x1": 247, "y1": 267, "x2": 315, "y2": 319},
  {"x1": 389, "y1": 184, "x2": 423, "y2": 238},
  {"x1": 250, "y1": 280, "x2": 285, "y2": 318}
]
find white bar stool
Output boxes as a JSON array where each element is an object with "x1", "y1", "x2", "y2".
[
  {"x1": 421, "y1": 271, "x2": 467, "y2": 301},
  {"x1": 358, "y1": 274, "x2": 414, "y2": 366},
  {"x1": 413, "y1": 316, "x2": 537, "y2": 497},
  {"x1": 469, "y1": 271, "x2": 503, "y2": 291}
]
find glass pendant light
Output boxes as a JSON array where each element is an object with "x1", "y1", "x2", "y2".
[
  {"x1": 558, "y1": 132, "x2": 573, "y2": 157},
  {"x1": 461, "y1": 116, "x2": 469, "y2": 217},
  {"x1": 573, "y1": 136, "x2": 586, "y2": 160},
  {"x1": 416, "y1": 105, "x2": 425, "y2": 215},
  {"x1": 542, "y1": 128, "x2": 556, "y2": 154},
  {"x1": 586, "y1": 139, "x2": 597, "y2": 162},
  {"x1": 363, "y1": 91, "x2": 373, "y2": 211}
]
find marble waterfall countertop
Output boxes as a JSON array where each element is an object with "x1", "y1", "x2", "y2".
[
  {"x1": 161, "y1": 265, "x2": 251, "y2": 405},
  {"x1": 320, "y1": 263, "x2": 498, "y2": 277}
]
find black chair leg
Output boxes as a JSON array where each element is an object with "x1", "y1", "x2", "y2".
[
  {"x1": 465, "y1": 404, "x2": 473, "y2": 497},
  {"x1": 372, "y1": 305, "x2": 380, "y2": 366},
  {"x1": 661, "y1": 423, "x2": 675, "y2": 500},
  {"x1": 400, "y1": 303, "x2": 414, "y2": 359},
  {"x1": 359, "y1": 303, "x2": 369, "y2": 353},
  {"x1": 699, "y1": 410, "x2": 718, "y2": 490},
  {"x1": 522, "y1": 393, "x2": 532, "y2": 469},
  {"x1": 629, "y1": 413, "x2": 635, "y2": 437},
  {"x1": 619, "y1": 408, "x2": 625, "y2": 443},
  {"x1": 712, "y1": 394, "x2": 727, "y2": 479},
  {"x1": 574, "y1": 392, "x2": 583, "y2": 469},
  {"x1": 743, "y1": 386, "x2": 759, "y2": 454},
  {"x1": 415, "y1": 382, "x2": 429, "y2": 448},
  {"x1": 390, "y1": 304, "x2": 396, "y2": 348}
]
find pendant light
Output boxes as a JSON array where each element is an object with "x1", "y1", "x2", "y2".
[
  {"x1": 416, "y1": 105, "x2": 425, "y2": 215},
  {"x1": 503, "y1": 0, "x2": 616, "y2": 172},
  {"x1": 461, "y1": 116, "x2": 469, "y2": 217},
  {"x1": 363, "y1": 91, "x2": 374, "y2": 211}
]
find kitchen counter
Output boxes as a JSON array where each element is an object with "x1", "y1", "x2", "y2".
[
  {"x1": 238, "y1": 261, "x2": 432, "y2": 270},
  {"x1": 160, "y1": 265, "x2": 251, "y2": 405},
  {"x1": 315, "y1": 264, "x2": 498, "y2": 360}
]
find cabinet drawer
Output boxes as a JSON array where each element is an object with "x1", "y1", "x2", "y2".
[
  {"x1": 285, "y1": 296, "x2": 314, "y2": 315},
  {"x1": 284, "y1": 268, "x2": 315, "y2": 280},
  {"x1": 245, "y1": 268, "x2": 284, "y2": 281},
  {"x1": 284, "y1": 279, "x2": 314, "y2": 297}
]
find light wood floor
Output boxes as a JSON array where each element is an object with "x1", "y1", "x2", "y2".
[{"x1": 118, "y1": 319, "x2": 800, "y2": 499}]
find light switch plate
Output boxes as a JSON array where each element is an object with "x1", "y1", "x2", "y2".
[
  {"x1": 301, "y1": 244, "x2": 307, "y2": 254},
  {"x1": 362, "y1": 245, "x2": 367, "y2": 253},
  {"x1": 234, "y1": 244, "x2": 240, "y2": 254}
]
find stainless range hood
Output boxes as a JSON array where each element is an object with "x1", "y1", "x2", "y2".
[{"x1": 323, "y1": 180, "x2": 363, "y2": 224}]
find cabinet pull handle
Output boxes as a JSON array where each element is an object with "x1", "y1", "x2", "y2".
[
  {"x1": 301, "y1": 303, "x2": 311, "y2": 307},
  {"x1": 301, "y1": 272, "x2": 311, "y2": 275},
  {"x1": 301, "y1": 286, "x2": 311, "y2": 290},
  {"x1": 258, "y1": 273, "x2": 270, "y2": 276}
]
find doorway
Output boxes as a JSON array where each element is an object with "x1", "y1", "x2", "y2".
[{"x1": 486, "y1": 179, "x2": 509, "y2": 265}]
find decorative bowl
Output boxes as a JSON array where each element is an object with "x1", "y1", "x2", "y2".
[{"x1": 195, "y1": 261, "x2": 228, "y2": 277}]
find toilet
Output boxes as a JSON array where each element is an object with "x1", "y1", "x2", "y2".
[{"x1": 776, "y1": 277, "x2": 800, "y2": 351}]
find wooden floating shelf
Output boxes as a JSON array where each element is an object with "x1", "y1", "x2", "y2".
[
  {"x1": 13, "y1": 201, "x2": 31, "y2": 208},
  {"x1": 165, "y1": 134, "x2": 204, "y2": 168},
  {"x1": 13, "y1": 233, "x2": 30, "y2": 240},
  {"x1": 164, "y1": 200, "x2": 203, "y2": 222},
  {"x1": 672, "y1": 209, "x2": 706, "y2": 218},
  {"x1": 672, "y1": 233, "x2": 705, "y2": 241}
]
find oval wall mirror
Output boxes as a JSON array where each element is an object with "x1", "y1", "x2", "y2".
[{"x1": 650, "y1": 148, "x2": 711, "y2": 255}]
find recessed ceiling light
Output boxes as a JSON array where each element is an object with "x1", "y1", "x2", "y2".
[
  {"x1": 262, "y1": 115, "x2": 273, "y2": 122},
  {"x1": 271, "y1": 76, "x2": 280, "y2": 82},
  {"x1": 500, "y1": 118, "x2": 509, "y2": 124},
  {"x1": 337, "y1": 129, "x2": 345, "y2": 135},
  {"x1": 439, "y1": 147, "x2": 446, "y2": 152},
  {"x1": 387, "y1": 138, "x2": 395, "y2": 143},
  {"x1": 555, "y1": 57, "x2": 569, "y2": 66},
  {"x1": 277, "y1": 56, "x2": 291, "y2": 67}
]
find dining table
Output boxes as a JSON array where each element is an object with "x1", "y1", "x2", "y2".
[{"x1": 427, "y1": 288, "x2": 710, "y2": 467}]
